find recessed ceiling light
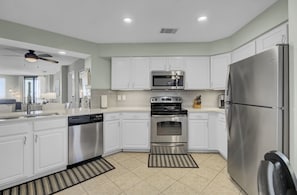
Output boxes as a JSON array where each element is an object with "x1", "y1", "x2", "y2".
[
  {"x1": 197, "y1": 16, "x2": 208, "y2": 22},
  {"x1": 123, "y1": 17, "x2": 133, "y2": 24},
  {"x1": 58, "y1": 51, "x2": 66, "y2": 55}
]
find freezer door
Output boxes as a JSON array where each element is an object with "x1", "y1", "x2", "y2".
[
  {"x1": 229, "y1": 45, "x2": 288, "y2": 108},
  {"x1": 228, "y1": 104, "x2": 283, "y2": 195}
]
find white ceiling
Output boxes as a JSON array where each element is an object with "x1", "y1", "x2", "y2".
[{"x1": 0, "y1": 0, "x2": 278, "y2": 43}]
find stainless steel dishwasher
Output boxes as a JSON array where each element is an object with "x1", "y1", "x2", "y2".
[{"x1": 68, "y1": 113, "x2": 103, "y2": 165}]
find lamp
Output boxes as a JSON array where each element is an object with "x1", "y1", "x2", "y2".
[{"x1": 25, "y1": 50, "x2": 38, "y2": 62}]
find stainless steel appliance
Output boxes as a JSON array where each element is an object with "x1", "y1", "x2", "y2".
[
  {"x1": 151, "y1": 71, "x2": 184, "y2": 90},
  {"x1": 68, "y1": 113, "x2": 103, "y2": 165},
  {"x1": 218, "y1": 94, "x2": 225, "y2": 108},
  {"x1": 225, "y1": 44, "x2": 289, "y2": 195},
  {"x1": 151, "y1": 96, "x2": 188, "y2": 154}
]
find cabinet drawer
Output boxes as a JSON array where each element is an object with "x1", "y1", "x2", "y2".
[
  {"x1": 34, "y1": 117, "x2": 67, "y2": 131},
  {"x1": 188, "y1": 113, "x2": 208, "y2": 120},
  {"x1": 104, "y1": 113, "x2": 120, "y2": 121},
  {"x1": 0, "y1": 122, "x2": 32, "y2": 136},
  {"x1": 121, "y1": 112, "x2": 149, "y2": 120}
]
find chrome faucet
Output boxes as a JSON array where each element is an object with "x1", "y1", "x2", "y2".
[
  {"x1": 27, "y1": 82, "x2": 32, "y2": 114},
  {"x1": 26, "y1": 102, "x2": 31, "y2": 114}
]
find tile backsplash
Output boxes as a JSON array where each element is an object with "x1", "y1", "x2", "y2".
[{"x1": 91, "y1": 89, "x2": 224, "y2": 109}]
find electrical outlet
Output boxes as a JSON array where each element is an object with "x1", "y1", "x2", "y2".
[
  {"x1": 117, "y1": 95, "x2": 122, "y2": 101},
  {"x1": 122, "y1": 95, "x2": 126, "y2": 101}
]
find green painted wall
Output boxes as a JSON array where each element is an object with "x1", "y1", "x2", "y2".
[
  {"x1": 0, "y1": 0, "x2": 288, "y2": 89},
  {"x1": 288, "y1": 0, "x2": 297, "y2": 171}
]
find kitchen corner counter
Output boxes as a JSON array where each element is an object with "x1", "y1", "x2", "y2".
[{"x1": 186, "y1": 107, "x2": 225, "y2": 113}]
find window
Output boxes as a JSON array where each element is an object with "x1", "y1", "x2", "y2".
[
  {"x1": 24, "y1": 76, "x2": 41, "y2": 103},
  {"x1": 0, "y1": 78, "x2": 5, "y2": 98}
]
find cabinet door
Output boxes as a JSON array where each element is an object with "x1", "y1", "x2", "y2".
[
  {"x1": 184, "y1": 57, "x2": 210, "y2": 89},
  {"x1": 122, "y1": 119, "x2": 150, "y2": 150},
  {"x1": 34, "y1": 128, "x2": 67, "y2": 175},
  {"x1": 150, "y1": 57, "x2": 167, "y2": 71},
  {"x1": 168, "y1": 57, "x2": 185, "y2": 70},
  {"x1": 111, "y1": 58, "x2": 131, "y2": 89},
  {"x1": 131, "y1": 57, "x2": 150, "y2": 89},
  {"x1": 217, "y1": 114, "x2": 227, "y2": 159},
  {"x1": 188, "y1": 120, "x2": 208, "y2": 151},
  {"x1": 0, "y1": 133, "x2": 32, "y2": 185},
  {"x1": 256, "y1": 23, "x2": 288, "y2": 53},
  {"x1": 231, "y1": 41, "x2": 256, "y2": 63},
  {"x1": 210, "y1": 53, "x2": 231, "y2": 90},
  {"x1": 103, "y1": 120, "x2": 121, "y2": 155}
]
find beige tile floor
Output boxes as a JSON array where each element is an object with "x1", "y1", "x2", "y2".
[{"x1": 55, "y1": 152, "x2": 247, "y2": 195}]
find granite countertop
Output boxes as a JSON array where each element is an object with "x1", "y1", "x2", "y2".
[
  {"x1": 185, "y1": 107, "x2": 225, "y2": 113},
  {"x1": 0, "y1": 106, "x2": 225, "y2": 123}
]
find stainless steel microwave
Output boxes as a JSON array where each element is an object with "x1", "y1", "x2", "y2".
[{"x1": 151, "y1": 70, "x2": 184, "y2": 90}]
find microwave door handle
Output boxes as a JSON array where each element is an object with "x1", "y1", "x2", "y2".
[{"x1": 175, "y1": 74, "x2": 179, "y2": 89}]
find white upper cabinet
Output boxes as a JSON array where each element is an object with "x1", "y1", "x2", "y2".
[
  {"x1": 150, "y1": 57, "x2": 185, "y2": 71},
  {"x1": 131, "y1": 58, "x2": 150, "y2": 89},
  {"x1": 231, "y1": 41, "x2": 256, "y2": 63},
  {"x1": 111, "y1": 57, "x2": 150, "y2": 90},
  {"x1": 167, "y1": 57, "x2": 185, "y2": 70},
  {"x1": 210, "y1": 53, "x2": 231, "y2": 90},
  {"x1": 256, "y1": 23, "x2": 288, "y2": 53},
  {"x1": 184, "y1": 57, "x2": 210, "y2": 90},
  {"x1": 111, "y1": 58, "x2": 131, "y2": 89}
]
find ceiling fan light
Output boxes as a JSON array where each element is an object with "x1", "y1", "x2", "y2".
[
  {"x1": 25, "y1": 51, "x2": 38, "y2": 62},
  {"x1": 25, "y1": 57, "x2": 38, "y2": 62}
]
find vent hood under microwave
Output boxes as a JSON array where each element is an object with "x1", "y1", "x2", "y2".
[{"x1": 151, "y1": 70, "x2": 184, "y2": 90}]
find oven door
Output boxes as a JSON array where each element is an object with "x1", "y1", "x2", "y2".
[{"x1": 151, "y1": 115, "x2": 187, "y2": 143}]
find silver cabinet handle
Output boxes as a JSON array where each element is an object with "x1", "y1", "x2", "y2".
[
  {"x1": 35, "y1": 135, "x2": 38, "y2": 143},
  {"x1": 24, "y1": 136, "x2": 27, "y2": 145}
]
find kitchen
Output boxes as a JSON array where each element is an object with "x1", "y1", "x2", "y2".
[{"x1": 0, "y1": 0, "x2": 296, "y2": 194}]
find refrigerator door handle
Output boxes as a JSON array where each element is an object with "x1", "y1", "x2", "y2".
[
  {"x1": 225, "y1": 65, "x2": 232, "y2": 139},
  {"x1": 225, "y1": 103, "x2": 232, "y2": 140},
  {"x1": 225, "y1": 65, "x2": 231, "y2": 103}
]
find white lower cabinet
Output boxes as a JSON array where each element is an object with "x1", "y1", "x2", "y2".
[
  {"x1": 103, "y1": 113, "x2": 121, "y2": 155},
  {"x1": 33, "y1": 118, "x2": 68, "y2": 175},
  {"x1": 121, "y1": 112, "x2": 150, "y2": 151},
  {"x1": 217, "y1": 113, "x2": 227, "y2": 159},
  {"x1": 188, "y1": 113, "x2": 209, "y2": 151},
  {"x1": 0, "y1": 122, "x2": 33, "y2": 186},
  {"x1": 0, "y1": 117, "x2": 68, "y2": 190},
  {"x1": 34, "y1": 128, "x2": 67, "y2": 175}
]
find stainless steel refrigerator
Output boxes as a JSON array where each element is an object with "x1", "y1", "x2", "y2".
[{"x1": 225, "y1": 44, "x2": 289, "y2": 195}]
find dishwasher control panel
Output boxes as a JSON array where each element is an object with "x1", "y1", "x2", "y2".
[{"x1": 68, "y1": 113, "x2": 103, "y2": 126}]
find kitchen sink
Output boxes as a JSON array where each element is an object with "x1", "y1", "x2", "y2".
[{"x1": 24, "y1": 112, "x2": 60, "y2": 118}]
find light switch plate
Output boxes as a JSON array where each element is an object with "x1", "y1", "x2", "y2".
[
  {"x1": 117, "y1": 95, "x2": 122, "y2": 101},
  {"x1": 122, "y1": 95, "x2": 126, "y2": 101}
]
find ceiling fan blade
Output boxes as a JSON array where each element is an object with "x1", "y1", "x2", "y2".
[
  {"x1": 38, "y1": 57, "x2": 59, "y2": 64},
  {"x1": 0, "y1": 54, "x2": 22, "y2": 57},
  {"x1": 4, "y1": 47, "x2": 28, "y2": 54},
  {"x1": 38, "y1": 54, "x2": 52, "y2": 58}
]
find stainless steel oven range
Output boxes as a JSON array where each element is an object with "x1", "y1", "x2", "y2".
[{"x1": 150, "y1": 96, "x2": 188, "y2": 154}]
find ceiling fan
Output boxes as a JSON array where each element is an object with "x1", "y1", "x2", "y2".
[{"x1": 24, "y1": 50, "x2": 59, "y2": 64}]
